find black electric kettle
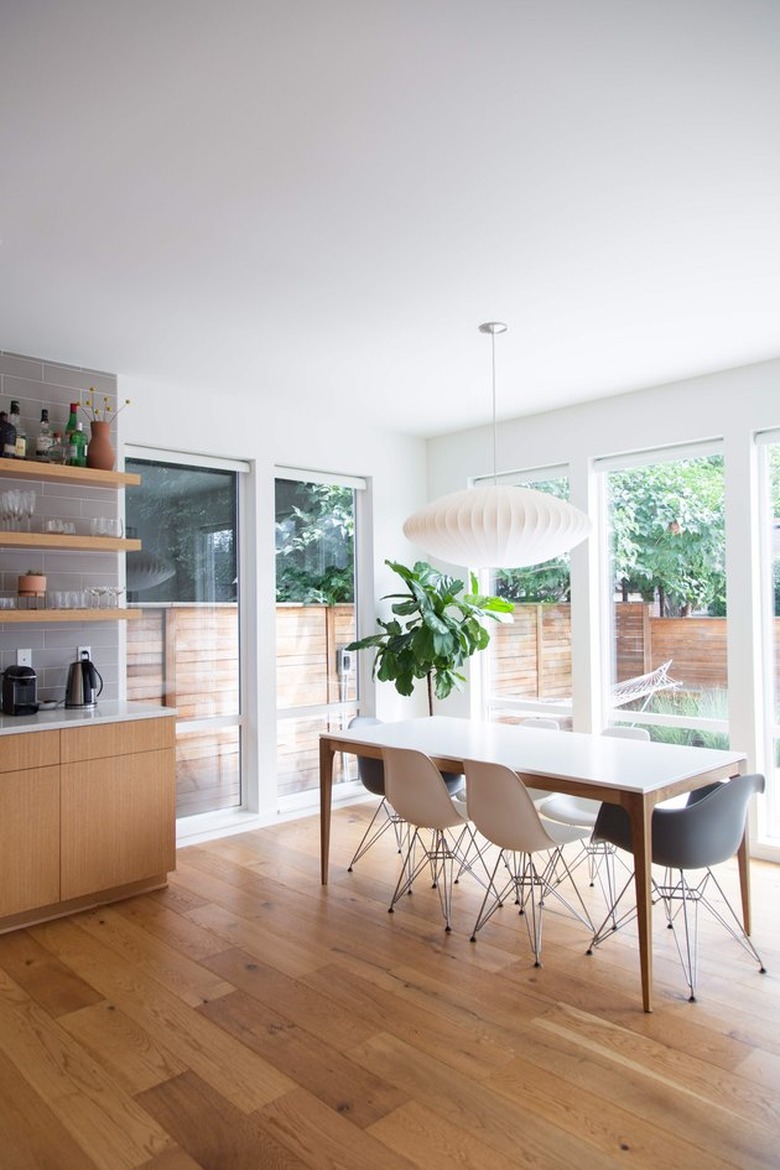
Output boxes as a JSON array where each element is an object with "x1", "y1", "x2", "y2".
[{"x1": 65, "y1": 651, "x2": 104, "y2": 709}]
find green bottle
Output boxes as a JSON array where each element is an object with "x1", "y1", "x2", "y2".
[{"x1": 68, "y1": 421, "x2": 87, "y2": 467}]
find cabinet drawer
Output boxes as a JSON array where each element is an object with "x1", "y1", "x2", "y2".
[
  {"x1": 0, "y1": 731, "x2": 60, "y2": 773},
  {"x1": 61, "y1": 716, "x2": 175, "y2": 763}
]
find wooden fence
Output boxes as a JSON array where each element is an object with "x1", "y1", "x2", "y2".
[{"x1": 128, "y1": 601, "x2": 780, "y2": 811}]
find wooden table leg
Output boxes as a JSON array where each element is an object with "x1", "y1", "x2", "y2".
[
  {"x1": 319, "y1": 737, "x2": 335, "y2": 885},
  {"x1": 625, "y1": 792, "x2": 654, "y2": 1013}
]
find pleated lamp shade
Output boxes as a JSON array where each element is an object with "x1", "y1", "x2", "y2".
[{"x1": 402, "y1": 483, "x2": 592, "y2": 568}]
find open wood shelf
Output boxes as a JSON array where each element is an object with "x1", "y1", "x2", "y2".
[
  {"x1": 0, "y1": 461, "x2": 139, "y2": 488},
  {"x1": 0, "y1": 609, "x2": 141, "y2": 623},
  {"x1": 0, "y1": 532, "x2": 141, "y2": 552}
]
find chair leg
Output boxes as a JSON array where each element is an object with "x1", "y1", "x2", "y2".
[
  {"x1": 388, "y1": 826, "x2": 469, "y2": 932},
  {"x1": 347, "y1": 798, "x2": 405, "y2": 871}
]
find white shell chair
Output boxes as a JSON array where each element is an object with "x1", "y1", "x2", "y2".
[
  {"x1": 540, "y1": 725, "x2": 650, "y2": 829},
  {"x1": 517, "y1": 717, "x2": 561, "y2": 804},
  {"x1": 464, "y1": 759, "x2": 594, "y2": 966},
  {"x1": 346, "y1": 717, "x2": 463, "y2": 872},
  {"x1": 382, "y1": 746, "x2": 482, "y2": 933}
]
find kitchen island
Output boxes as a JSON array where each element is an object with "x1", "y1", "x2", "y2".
[{"x1": 0, "y1": 702, "x2": 176, "y2": 932}]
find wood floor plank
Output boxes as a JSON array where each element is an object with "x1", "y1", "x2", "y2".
[
  {"x1": 137, "y1": 1070, "x2": 309, "y2": 1170},
  {"x1": 184, "y1": 900, "x2": 332, "y2": 978},
  {"x1": 256, "y1": 1085, "x2": 418, "y2": 1170},
  {"x1": 114, "y1": 892, "x2": 233, "y2": 962},
  {"x1": 367, "y1": 1098, "x2": 549, "y2": 1170},
  {"x1": 30, "y1": 917, "x2": 297, "y2": 1114},
  {"x1": 198, "y1": 987, "x2": 409, "y2": 1129},
  {"x1": 201, "y1": 946, "x2": 379, "y2": 1049},
  {"x1": 301, "y1": 959, "x2": 519, "y2": 1081},
  {"x1": 75, "y1": 904, "x2": 235, "y2": 1008},
  {"x1": 0, "y1": 928, "x2": 104, "y2": 1018},
  {"x1": 0, "y1": 966, "x2": 174, "y2": 1169},
  {"x1": 350, "y1": 1030, "x2": 627, "y2": 1169},
  {"x1": 0, "y1": 1043, "x2": 100, "y2": 1170},
  {"x1": 58, "y1": 1000, "x2": 188, "y2": 1095}
]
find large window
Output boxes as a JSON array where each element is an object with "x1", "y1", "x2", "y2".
[
  {"x1": 759, "y1": 434, "x2": 780, "y2": 843},
  {"x1": 599, "y1": 446, "x2": 729, "y2": 747},
  {"x1": 483, "y1": 470, "x2": 574, "y2": 724},
  {"x1": 125, "y1": 454, "x2": 244, "y2": 818},
  {"x1": 275, "y1": 470, "x2": 363, "y2": 804}
]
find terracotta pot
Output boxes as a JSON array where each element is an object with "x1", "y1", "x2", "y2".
[
  {"x1": 18, "y1": 574, "x2": 46, "y2": 597},
  {"x1": 86, "y1": 420, "x2": 116, "y2": 471}
]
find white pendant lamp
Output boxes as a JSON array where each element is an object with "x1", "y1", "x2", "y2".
[{"x1": 403, "y1": 323, "x2": 592, "y2": 568}]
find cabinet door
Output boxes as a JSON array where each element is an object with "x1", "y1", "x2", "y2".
[
  {"x1": 0, "y1": 767, "x2": 60, "y2": 917},
  {"x1": 60, "y1": 750, "x2": 175, "y2": 900}
]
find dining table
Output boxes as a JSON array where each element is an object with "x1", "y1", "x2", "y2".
[{"x1": 319, "y1": 715, "x2": 748, "y2": 1012}]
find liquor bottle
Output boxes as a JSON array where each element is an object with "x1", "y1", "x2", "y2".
[
  {"x1": 35, "y1": 409, "x2": 53, "y2": 460},
  {"x1": 9, "y1": 400, "x2": 26, "y2": 459},
  {"x1": 0, "y1": 411, "x2": 16, "y2": 458},
  {"x1": 68, "y1": 422, "x2": 87, "y2": 467},
  {"x1": 47, "y1": 432, "x2": 66, "y2": 464},
  {"x1": 64, "y1": 402, "x2": 79, "y2": 449}
]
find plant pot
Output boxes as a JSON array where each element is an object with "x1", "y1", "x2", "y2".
[
  {"x1": 18, "y1": 574, "x2": 46, "y2": 597},
  {"x1": 86, "y1": 420, "x2": 116, "y2": 471}
]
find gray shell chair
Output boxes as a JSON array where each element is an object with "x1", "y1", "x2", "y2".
[
  {"x1": 346, "y1": 717, "x2": 463, "y2": 872},
  {"x1": 587, "y1": 772, "x2": 766, "y2": 1001}
]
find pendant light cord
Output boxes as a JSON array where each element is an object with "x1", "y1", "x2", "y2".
[{"x1": 479, "y1": 321, "x2": 507, "y2": 487}]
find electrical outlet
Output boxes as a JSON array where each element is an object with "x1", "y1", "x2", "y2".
[
  {"x1": 78, "y1": 645, "x2": 91, "y2": 660},
  {"x1": 16, "y1": 648, "x2": 32, "y2": 667}
]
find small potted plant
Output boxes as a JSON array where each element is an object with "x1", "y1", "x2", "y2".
[{"x1": 18, "y1": 569, "x2": 47, "y2": 597}]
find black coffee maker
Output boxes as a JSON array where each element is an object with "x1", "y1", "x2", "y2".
[{"x1": 2, "y1": 665, "x2": 39, "y2": 715}]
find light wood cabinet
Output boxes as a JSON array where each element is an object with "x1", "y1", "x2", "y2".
[
  {"x1": 0, "y1": 716, "x2": 175, "y2": 932},
  {"x1": 0, "y1": 764, "x2": 60, "y2": 917}
]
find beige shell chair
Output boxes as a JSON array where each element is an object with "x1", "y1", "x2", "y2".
[
  {"x1": 382, "y1": 746, "x2": 482, "y2": 933},
  {"x1": 346, "y1": 717, "x2": 464, "y2": 872},
  {"x1": 464, "y1": 759, "x2": 594, "y2": 966},
  {"x1": 587, "y1": 772, "x2": 766, "y2": 1001}
]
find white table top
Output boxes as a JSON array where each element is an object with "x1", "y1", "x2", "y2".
[{"x1": 328, "y1": 716, "x2": 746, "y2": 797}]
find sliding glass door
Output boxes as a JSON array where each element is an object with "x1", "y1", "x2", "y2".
[{"x1": 125, "y1": 453, "x2": 245, "y2": 818}]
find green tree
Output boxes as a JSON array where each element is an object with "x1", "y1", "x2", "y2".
[
  {"x1": 609, "y1": 457, "x2": 726, "y2": 616},
  {"x1": 275, "y1": 481, "x2": 355, "y2": 604}
]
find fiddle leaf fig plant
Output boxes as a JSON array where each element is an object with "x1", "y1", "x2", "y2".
[{"x1": 347, "y1": 559, "x2": 513, "y2": 714}]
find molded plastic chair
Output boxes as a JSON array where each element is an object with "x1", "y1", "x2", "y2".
[
  {"x1": 382, "y1": 746, "x2": 478, "y2": 932},
  {"x1": 540, "y1": 725, "x2": 650, "y2": 834},
  {"x1": 587, "y1": 772, "x2": 766, "y2": 1001},
  {"x1": 517, "y1": 716, "x2": 561, "y2": 804},
  {"x1": 464, "y1": 759, "x2": 594, "y2": 966},
  {"x1": 346, "y1": 716, "x2": 462, "y2": 871}
]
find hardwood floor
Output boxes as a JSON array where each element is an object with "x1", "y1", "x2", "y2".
[{"x1": 0, "y1": 802, "x2": 778, "y2": 1169}]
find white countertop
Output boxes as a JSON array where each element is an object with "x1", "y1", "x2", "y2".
[{"x1": 0, "y1": 701, "x2": 176, "y2": 735}]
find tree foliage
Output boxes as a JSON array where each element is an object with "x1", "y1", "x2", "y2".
[
  {"x1": 347, "y1": 560, "x2": 513, "y2": 711},
  {"x1": 610, "y1": 457, "x2": 726, "y2": 616},
  {"x1": 275, "y1": 481, "x2": 355, "y2": 604}
]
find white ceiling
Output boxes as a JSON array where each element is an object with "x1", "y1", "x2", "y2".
[{"x1": 1, "y1": 1, "x2": 778, "y2": 438}]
